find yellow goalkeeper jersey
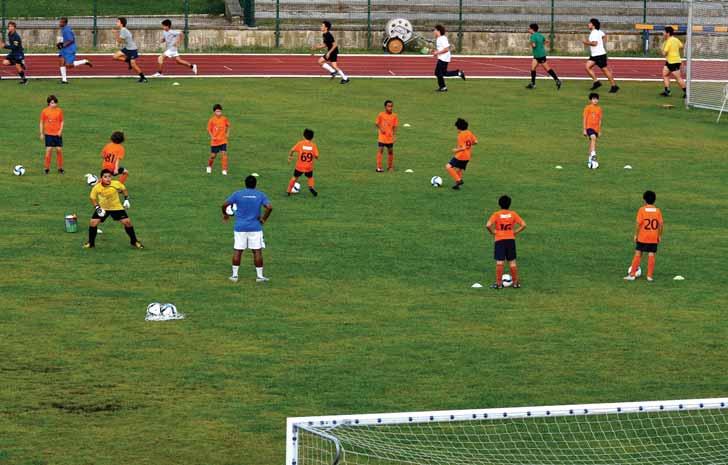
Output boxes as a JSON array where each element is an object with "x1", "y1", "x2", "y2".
[{"x1": 90, "y1": 180, "x2": 125, "y2": 211}]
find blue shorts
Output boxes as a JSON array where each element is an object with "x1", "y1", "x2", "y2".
[
  {"x1": 122, "y1": 48, "x2": 139, "y2": 60},
  {"x1": 59, "y1": 49, "x2": 76, "y2": 65},
  {"x1": 449, "y1": 157, "x2": 469, "y2": 170},
  {"x1": 494, "y1": 239, "x2": 517, "y2": 261},
  {"x1": 586, "y1": 128, "x2": 599, "y2": 138},
  {"x1": 378, "y1": 142, "x2": 394, "y2": 149},
  {"x1": 211, "y1": 144, "x2": 227, "y2": 153},
  {"x1": 5, "y1": 54, "x2": 25, "y2": 65},
  {"x1": 45, "y1": 135, "x2": 63, "y2": 147}
]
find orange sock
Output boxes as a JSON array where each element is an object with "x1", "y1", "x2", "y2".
[
  {"x1": 647, "y1": 255, "x2": 655, "y2": 278},
  {"x1": 510, "y1": 265, "x2": 518, "y2": 284},
  {"x1": 56, "y1": 152, "x2": 64, "y2": 170},
  {"x1": 446, "y1": 166, "x2": 460, "y2": 181},
  {"x1": 388, "y1": 154, "x2": 394, "y2": 169},
  {"x1": 286, "y1": 177, "x2": 297, "y2": 193},
  {"x1": 496, "y1": 263, "x2": 504, "y2": 285},
  {"x1": 207, "y1": 154, "x2": 216, "y2": 167},
  {"x1": 44, "y1": 153, "x2": 51, "y2": 170},
  {"x1": 308, "y1": 177, "x2": 315, "y2": 188},
  {"x1": 376, "y1": 153, "x2": 382, "y2": 170},
  {"x1": 120, "y1": 172, "x2": 128, "y2": 184},
  {"x1": 630, "y1": 254, "x2": 641, "y2": 276},
  {"x1": 221, "y1": 154, "x2": 228, "y2": 171}
]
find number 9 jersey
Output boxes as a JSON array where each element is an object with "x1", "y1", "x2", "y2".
[
  {"x1": 636, "y1": 204, "x2": 663, "y2": 244},
  {"x1": 291, "y1": 139, "x2": 320, "y2": 173}
]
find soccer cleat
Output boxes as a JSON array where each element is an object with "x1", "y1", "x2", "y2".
[
  {"x1": 222, "y1": 170, "x2": 228, "y2": 176},
  {"x1": 330, "y1": 71, "x2": 338, "y2": 79},
  {"x1": 132, "y1": 241, "x2": 144, "y2": 249},
  {"x1": 490, "y1": 283, "x2": 503, "y2": 289},
  {"x1": 376, "y1": 168, "x2": 384, "y2": 172},
  {"x1": 192, "y1": 64, "x2": 198, "y2": 75},
  {"x1": 609, "y1": 85, "x2": 620, "y2": 94},
  {"x1": 58, "y1": 168, "x2": 65, "y2": 174},
  {"x1": 647, "y1": 277, "x2": 654, "y2": 282},
  {"x1": 152, "y1": 72, "x2": 162, "y2": 77},
  {"x1": 82, "y1": 242, "x2": 94, "y2": 248},
  {"x1": 512, "y1": 282, "x2": 522, "y2": 288},
  {"x1": 309, "y1": 187, "x2": 318, "y2": 197},
  {"x1": 44, "y1": 169, "x2": 49, "y2": 174},
  {"x1": 18, "y1": 79, "x2": 28, "y2": 85},
  {"x1": 660, "y1": 90, "x2": 671, "y2": 97},
  {"x1": 590, "y1": 81, "x2": 602, "y2": 90},
  {"x1": 556, "y1": 79, "x2": 562, "y2": 90},
  {"x1": 623, "y1": 275, "x2": 636, "y2": 281},
  {"x1": 138, "y1": 77, "x2": 148, "y2": 83},
  {"x1": 459, "y1": 71, "x2": 466, "y2": 81},
  {"x1": 60, "y1": 80, "x2": 69, "y2": 85},
  {"x1": 340, "y1": 78, "x2": 350, "y2": 84},
  {"x1": 526, "y1": 83, "x2": 536, "y2": 89},
  {"x1": 452, "y1": 180, "x2": 464, "y2": 190},
  {"x1": 229, "y1": 275, "x2": 239, "y2": 282},
  {"x1": 206, "y1": 166, "x2": 212, "y2": 174},
  {"x1": 256, "y1": 276, "x2": 270, "y2": 283},
  {"x1": 436, "y1": 87, "x2": 448, "y2": 92},
  {"x1": 85, "y1": 61, "x2": 93, "y2": 67}
]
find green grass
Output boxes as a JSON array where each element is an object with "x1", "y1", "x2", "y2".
[
  {"x1": 1, "y1": 77, "x2": 727, "y2": 465},
  {"x1": 5, "y1": 0, "x2": 225, "y2": 17}
]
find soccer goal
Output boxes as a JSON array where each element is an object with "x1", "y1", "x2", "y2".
[
  {"x1": 286, "y1": 397, "x2": 728, "y2": 464},
  {"x1": 686, "y1": 0, "x2": 728, "y2": 118}
]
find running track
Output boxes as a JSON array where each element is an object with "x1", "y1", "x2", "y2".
[{"x1": 1, "y1": 54, "x2": 669, "y2": 80}]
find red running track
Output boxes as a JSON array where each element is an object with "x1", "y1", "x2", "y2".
[{"x1": 0, "y1": 54, "x2": 668, "y2": 80}]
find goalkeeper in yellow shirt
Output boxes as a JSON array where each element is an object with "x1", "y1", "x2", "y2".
[
  {"x1": 84, "y1": 169, "x2": 143, "y2": 249},
  {"x1": 660, "y1": 26, "x2": 686, "y2": 97}
]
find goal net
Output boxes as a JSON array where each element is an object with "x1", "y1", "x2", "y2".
[
  {"x1": 686, "y1": 0, "x2": 728, "y2": 111},
  {"x1": 286, "y1": 397, "x2": 728, "y2": 465}
]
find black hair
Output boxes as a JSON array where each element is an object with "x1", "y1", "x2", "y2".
[
  {"x1": 665, "y1": 26, "x2": 675, "y2": 35},
  {"x1": 455, "y1": 118, "x2": 468, "y2": 130},
  {"x1": 245, "y1": 175, "x2": 257, "y2": 189},
  {"x1": 118, "y1": 17, "x2": 127, "y2": 27},
  {"x1": 529, "y1": 23, "x2": 539, "y2": 32},
  {"x1": 434, "y1": 25, "x2": 446, "y2": 35},
  {"x1": 111, "y1": 131, "x2": 125, "y2": 144},
  {"x1": 59, "y1": 17, "x2": 68, "y2": 25},
  {"x1": 643, "y1": 190, "x2": 656, "y2": 204},
  {"x1": 303, "y1": 128, "x2": 314, "y2": 140},
  {"x1": 100, "y1": 169, "x2": 113, "y2": 176},
  {"x1": 8, "y1": 21, "x2": 16, "y2": 28},
  {"x1": 162, "y1": 19, "x2": 172, "y2": 28},
  {"x1": 589, "y1": 18, "x2": 600, "y2": 30},
  {"x1": 213, "y1": 103, "x2": 223, "y2": 112},
  {"x1": 498, "y1": 195, "x2": 512, "y2": 209},
  {"x1": 47, "y1": 95, "x2": 58, "y2": 104},
  {"x1": 588, "y1": 92, "x2": 600, "y2": 101},
  {"x1": 322, "y1": 20, "x2": 332, "y2": 30},
  {"x1": 384, "y1": 100, "x2": 393, "y2": 107}
]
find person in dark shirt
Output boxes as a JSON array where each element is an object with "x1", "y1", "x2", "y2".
[
  {"x1": 2, "y1": 22, "x2": 28, "y2": 84},
  {"x1": 311, "y1": 20, "x2": 350, "y2": 84}
]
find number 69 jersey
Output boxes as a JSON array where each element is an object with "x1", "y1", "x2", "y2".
[
  {"x1": 487, "y1": 209, "x2": 525, "y2": 241},
  {"x1": 636, "y1": 204, "x2": 663, "y2": 244},
  {"x1": 291, "y1": 139, "x2": 319, "y2": 173}
]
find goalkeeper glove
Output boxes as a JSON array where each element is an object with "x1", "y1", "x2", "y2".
[
  {"x1": 123, "y1": 199, "x2": 130, "y2": 209},
  {"x1": 95, "y1": 205, "x2": 106, "y2": 217}
]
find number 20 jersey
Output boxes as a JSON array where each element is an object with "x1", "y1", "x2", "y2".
[{"x1": 636, "y1": 205, "x2": 663, "y2": 244}]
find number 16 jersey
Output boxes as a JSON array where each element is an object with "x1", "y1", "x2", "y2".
[{"x1": 487, "y1": 209, "x2": 525, "y2": 241}]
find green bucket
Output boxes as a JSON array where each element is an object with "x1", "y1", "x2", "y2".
[{"x1": 64, "y1": 214, "x2": 78, "y2": 233}]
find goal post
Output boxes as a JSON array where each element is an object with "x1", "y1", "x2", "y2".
[{"x1": 287, "y1": 397, "x2": 728, "y2": 465}]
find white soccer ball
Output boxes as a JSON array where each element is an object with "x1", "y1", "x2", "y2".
[
  {"x1": 161, "y1": 303, "x2": 178, "y2": 317},
  {"x1": 291, "y1": 182, "x2": 301, "y2": 194},
  {"x1": 502, "y1": 274, "x2": 513, "y2": 287},
  {"x1": 225, "y1": 203, "x2": 237, "y2": 216},
  {"x1": 628, "y1": 265, "x2": 642, "y2": 278},
  {"x1": 85, "y1": 173, "x2": 98, "y2": 186},
  {"x1": 146, "y1": 302, "x2": 162, "y2": 317},
  {"x1": 431, "y1": 176, "x2": 443, "y2": 187},
  {"x1": 13, "y1": 165, "x2": 25, "y2": 176},
  {"x1": 588, "y1": 159, "x2": 600, "y2": 170}
]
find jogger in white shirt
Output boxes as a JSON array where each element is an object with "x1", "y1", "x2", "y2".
[
  {"x1": 432, "y1": 25, "x2": 466, "y2": 92},
  {"x1": 583, "y1": 18, "x2": 619, "y2": 93}
]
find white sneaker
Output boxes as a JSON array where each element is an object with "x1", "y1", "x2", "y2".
[
  {"x1": 152, "y1": 72, "x2": 162, "y2": 78},
  {"x1": 206, "y1": 166, "x2": 212, "y2": 174},
  {"x1": 222, "y1": 170, "x2": 228, "y2": 176},
  {"x1": 192, "y1": 64, "x2": 198, "y2": 75},
  {"x1": 229, "y1": 275, "x2": 239, "y2": 282},
  {"x1": 256, "y1": 276, "x2": 270, "y2": 283},
  {"x1": 647, "y1": 277, "x2": 654, "y2": 282},
  {"x1": 623, "y1": 275, "x2": 635, "y2": 281}
]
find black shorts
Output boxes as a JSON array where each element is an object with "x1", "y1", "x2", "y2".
[
  {"x1": 92, "y1": 209, "x2": 128, "y2": 222},
  {"x1": 448, "y1": 157, "x2": 469, "y2": 170},
  {"x1": 324, "y1": 49, "x2": 338, "y2": 62},
  {"x1": 293, "y1": 169, "x2": 313, "y2": 178},
  {"x1": 494, "y1": 239, "x2": 517, "y2": 261},
  {"x1": 211, "y1": 144, "x2": 227, "y2": 153},
  {"x1": 534, "y1": 56, "x2": 547, "y2": 64},
  {"x1": 5, "y1": 54, "x2": 24, "y2": 65},
  {"x1": 122, "y1": 48, "x2": 139, "y2": 60},
  {"x1": 635, "y1": 242, "x2": 658, "y2": 253},
  {"x1": 589, "y1": 54, "x2": 608, "y2": 69},
  {"x1": 44, "y1": 135, "x2": 63, "y2": 147},
  {"x1": 113, "y1": 166, "x2": 127, "y2": 175},
  {"x1": 666, "y1": 62, "x2": 681, "y2": 72},
  {"x1": 586, "y1": 128, "x2": 599, "y2": 138},
  {"x1": 378, "y1": 142, "x2": 394, "y2": 149}
]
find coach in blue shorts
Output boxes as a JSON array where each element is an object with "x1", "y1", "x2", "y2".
[{"x1": 57, "y1": 17, "x2": 92, "y2": 84}]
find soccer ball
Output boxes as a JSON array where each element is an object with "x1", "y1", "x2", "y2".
[
  {"x1": 225, "y1": 203, "x2": 237, "y2": 216},
  {"x1": 13, "y1": 165, "x2": 25, "y2": 176},
  {"x1": 431, "y1": 176, "x2": 443, "y2": 187},
  {"x1": 161, "y1": 303, "x2": 178, "y2": 318},
  {"x1": 502, "y1": 274, "x2": 513, "y2": 287},
  {"x1": 588, "y1": 159, "x2": 600, "y2": 170},
  {"x1": 85, "y1": 173, "x2": 99, "y2": 186},
  {"x1": 628, "y1": 265, "x2": 642, "y2": 278},
  {"x1": 146, "y1": 302, "x2": 162, "y2": 317},
  {"x1": 291, "y1": 182, "x2": 301, "y2": 194}
]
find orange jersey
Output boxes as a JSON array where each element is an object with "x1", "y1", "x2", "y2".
[
  {"x1": 291, "y1": 139, "x2": 319, "y2": 172},
  {"x1": 40, "y1": 107, "x2": 64, "y2": 136},
  {"x1": 487, "y1": 209, "x2": 524, "y2": 241},
  {"x1": 375, "y1": 111, "x2": 399, "y2": 144},
  {"x1": 636, "y1": 205, "x2": 663, "y2": 244},
  {"x1": 455, "y1": 130, "x2": 478, "y2": 161},
  {"x1": 208, "y1": 115, "x2": 230, "y2": 146},
  {"x1": 101, "y1": 142, "x2": 125, "y2": 171},
  {"x1": 583, "y1": 104, "x2": 602, "y2": 132}
]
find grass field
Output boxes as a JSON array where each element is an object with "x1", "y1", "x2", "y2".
[
  {"x1": 1, "y1": 76, "x2": 727, "y2": 465},
  {"x1": 4, "y1": 0, "x2": 225, "y2": 17}
]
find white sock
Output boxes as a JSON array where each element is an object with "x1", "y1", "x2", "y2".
[
  {"x1": 590, "y1": 151, "x2": 596, "y2": 157},
  {"x1": 255, "y1": 267, "x2": 264, "y2": 278},
  {"x1": 73, "y1": 59, "x2": 87, "y2": 66},
  {"x1": 337, "y1": 68, "x2": 348, "y2": 80},
  {"x1": 322, "y1": 63, "x2": 335, "y2": 73},
  {"x1": 60, "y1": 66, "x2": 67, "y2": 81},
  {"x1": 232, "y1": 265, "x2": 239, "y2": 277}
]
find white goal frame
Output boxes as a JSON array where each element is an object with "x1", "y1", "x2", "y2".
[{"x1": 286, "y1": 397, "x2": 728, "y2": 465}]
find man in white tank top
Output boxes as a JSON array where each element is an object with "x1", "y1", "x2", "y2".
[
  {"x1": 153, "y1": 19, "x2": 198, "y2": 77},
  {"x1": 583, "y1": 18, "x2": 619, "y2": 93}
]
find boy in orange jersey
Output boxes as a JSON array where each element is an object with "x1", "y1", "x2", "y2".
[
  {"x1": 207, "y1": 103, "x2": 230, "y2": 175},
  {"x1": 583, "y1": 92, "x2": 602, "y2": 169},
  {"x1": 287, "y1": 128, "x2": 319, "y2": 197},
  {"x1": 101, "y1": 131, "x2": 129, "y2": 184},
  {"x1": 625, "y1": 190, "x2": 663, "y2": 282},
  {"x1": 375, "y1": 100, "x2": 399, "y2": 172},
  {"x1": 486, "y1": 195, "x2": 527, "y2": 289},
  {"x1": 446, "y1": 118, "x2": 478, "y2": 190},
  {"x1": 39, "y1": 95, "x2": 64, "y2": 174}
]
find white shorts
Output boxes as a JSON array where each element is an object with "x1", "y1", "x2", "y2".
[
  {"x1": 234, "y1": 231, "x2": 265, "y2": 250},
  {"x1": 163, "y1": 49, "x2": 180, "y2": 58}
]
